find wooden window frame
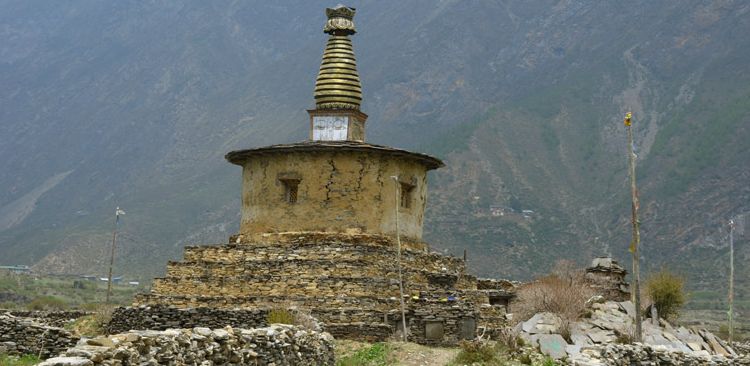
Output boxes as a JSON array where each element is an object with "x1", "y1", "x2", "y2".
[{"x1": 280, "y1": 179, "x2": 300, "y2": 204}]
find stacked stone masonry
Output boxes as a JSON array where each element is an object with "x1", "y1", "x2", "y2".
[
  {"x1": 40, "y1": 325, "x2": 335, "y2": 366},
  {"x1": 0, "y1": 314, "x2": 80, "y2": 359},
  {"x1": 106, "y1": 306, "x2": 268, "y2": 335},
  {"x1": 129, "y1": 233, "x2": 516, "y2": 346},
  {"x1": 6, "y1": 310, "x2": 90, "y2": 328}
]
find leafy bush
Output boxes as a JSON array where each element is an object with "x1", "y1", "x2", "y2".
[
  {"x1": 645, "y1": 269, "x2": 686, "y2": 321},
  {"x1": 336, "y1": 343, "x2": 391, "y2": 366}
]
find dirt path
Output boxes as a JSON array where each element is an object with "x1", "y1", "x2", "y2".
[{"x1": 335, "y1": 340, "x2": 460, "y2": 366}]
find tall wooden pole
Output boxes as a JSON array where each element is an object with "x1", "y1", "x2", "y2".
[
  {"x1": 625, "y1": 112, "x2": 642, "y2": 342},
  {"x1": 392, "y1": 176, "x2": 408, "y2": 342},
  {"x1": 106, "y1": 207, "x2": 122, "y2": 304},
  {"x1": 728, "y1": 219, "x2": 735, "y2": 345}
]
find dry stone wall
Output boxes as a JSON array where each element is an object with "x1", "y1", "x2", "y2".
[
  {"x1": 6, "y1": 310, "x2": 90, "y2": 328},
  {"x1": 583, "y1": 343, "x2": 750, "y2": 365},
  {"x1": 106, "y1": 305, "x2": 268, "y2": 334},
  {"x1": 40, "y1": 325, "x2": 335, "y2": 366},
  {"x1": 0, "y1": 314, "x2": 79, "y2": 358}
]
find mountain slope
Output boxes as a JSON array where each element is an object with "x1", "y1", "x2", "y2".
[{"x1": 0, "y1": 1, "x2": 748, "y2": 315}]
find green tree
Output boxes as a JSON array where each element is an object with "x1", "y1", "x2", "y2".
[{"x1": 646, "y1": 268, "x2": 686, "y2": 321}]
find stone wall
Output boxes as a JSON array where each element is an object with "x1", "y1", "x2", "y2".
[
  {"x1": 6, "y1": 310, "x2": 90, "y2": 328},
  {"x1": 0, "y1": 314, "x2": 79, "y2": 358},
  {"x1": 106, "y1": 305, "x2": 268, "y2": 334},
  {"x1": 586, "y1": 343, "x2": 750, "y2": 365},
  {"x1": 405, "y1": 300, "x2": 479, "y2": 346},
  {"x1": 40, "y1": 325, "x2": 335, "y2": 366}
]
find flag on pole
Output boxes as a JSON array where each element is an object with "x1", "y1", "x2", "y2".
[{"x1": 115, "y1": 207, "x2": 126, "y2": 216}]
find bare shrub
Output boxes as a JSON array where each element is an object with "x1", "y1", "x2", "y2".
[
  {"x1": 66, "y1": 304, "x2": 115, "y2": 336},
  {"x1": 495, "y1": 328, "x2": 523, "y2": 353},
  {"x1": 292, "y1": 309, "x2": 322, "y2": 332},
  {"x1": 515, "y1": 260, "x2": 595, "y2": 336}
]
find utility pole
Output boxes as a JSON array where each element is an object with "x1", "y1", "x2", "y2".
[
  {"x1": 624, "y1": 112, "x2": 642, "y2": 342},
  {"x1": 391, "y1": 176, "x2": 408, "y2": 342},
  {"x1": 106, "y1": 207, "x2": 125, "y2": 304},
  {"x1": 728, "y1": 218, "x2": 735, "y2": 345}
]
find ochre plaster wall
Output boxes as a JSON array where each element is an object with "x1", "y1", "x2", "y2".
[{"x1": 238, "y1": 150, "x2": 429, "y2": 240}]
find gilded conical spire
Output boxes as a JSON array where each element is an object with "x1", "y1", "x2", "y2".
[{"x1": 314, "y1": 6, "x2": 362, "y2": 110}]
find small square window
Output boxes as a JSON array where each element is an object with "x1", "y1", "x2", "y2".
[
  {"x1": 399, "y1": 182, "x2": 414, "y2": 209},
  {"x1": 281, "y1": 179, "x2": 300, "y2": 204},
  {"x1": 425, "y1": 321, "x2": 444, "y2": 340}
]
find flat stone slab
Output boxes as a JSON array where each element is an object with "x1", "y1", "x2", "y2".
[
  {"x1": 38, "y1": 357, "x2": 94, "y2": 366},
  {"x1": 587, "y1": 329, "x2": 616, "y2": 344},
  {"x1": 522, "y1": 312, "x2": 561, "y2": 334},
  {"x1": 617, "y1": 301, "x2": 635, "y2": 319},
  {"x1": 537, "y1": 334, "x2": 568, "y2": 360}
]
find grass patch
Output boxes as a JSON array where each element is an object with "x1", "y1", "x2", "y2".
[
  {"x1": 0, "y1": 354, "x2": 41, "y2": 366},
  {"x1": 336, "y1": 343, "x2": 392, "y2": 366},
  {"x1": 64, "y1": 304, "x2": 115, "y2": 337}
]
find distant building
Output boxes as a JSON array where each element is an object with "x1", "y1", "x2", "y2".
[
  {"x1": 99, "y1": 276, "x2": 123, "y2": 284},
  {"x1": 0, "y1": 265, "x2": 31, "y2": 274},
  {"x1": 489, "y1": 205, "x2": 511, "y2": 217}
]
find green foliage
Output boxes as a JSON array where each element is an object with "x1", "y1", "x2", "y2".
[
  {"x1": 0, "y1": 272, "x2": 137, "y2": 309},
  {"x1": 646, "y1": 268, "x2": 686, "y2": 321},
  {"x1": 336, "y1": 343, "x2": 391, "y2": 366},
  {"x1": 539, "y1": 357, "x2": 558, "y2": 366},
  {"x1": 27, "y1": 296, "x2": 67, "y2": 311},
  {"x1": 0, "y1": 354, "x2": 41, "y2": 366},
  {"x1": 266, "y1": 308, "x2": 295, "y2": 325}
]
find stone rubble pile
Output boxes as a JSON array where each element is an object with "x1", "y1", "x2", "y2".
[
  {"x1": 39, "y1": 324, "x2": 335, "y2": 366},
  {"x1": 516, "y1": 300, "x2": 747, "y2": 365},
  {"x1": 0, "y1": 313, "x2": 79, "y2": 358},
  {"x1": 736, "y1": 341, "x2": 750, "y2": 355},
  {"x1": 590, "y1": 342, "x2": 750, "y2": 365}
]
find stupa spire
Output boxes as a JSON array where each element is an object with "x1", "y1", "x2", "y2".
[{"x1": 314, "y1": 5, "x2": 362, "y2": 110}]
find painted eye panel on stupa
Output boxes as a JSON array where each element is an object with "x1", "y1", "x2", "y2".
[{"x1": 312, "y1": 115, "x2": 349, "y2": 141}]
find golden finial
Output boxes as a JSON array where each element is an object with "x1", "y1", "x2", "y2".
[{"x1": 314, "y1": 5, "x2": 362, "y2": 110}]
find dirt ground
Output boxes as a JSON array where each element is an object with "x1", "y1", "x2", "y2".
[{"x1": 335, "y1": 339, "x2": 460, "y2": 366}]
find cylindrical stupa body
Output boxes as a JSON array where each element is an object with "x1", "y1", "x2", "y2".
[{"x1": 226, "y1": 143, "x2": 442, "y2": 242}]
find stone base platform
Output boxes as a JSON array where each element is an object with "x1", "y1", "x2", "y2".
[{"x1": 125, "y1": 232, "x2": 514, "y2": 345}]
